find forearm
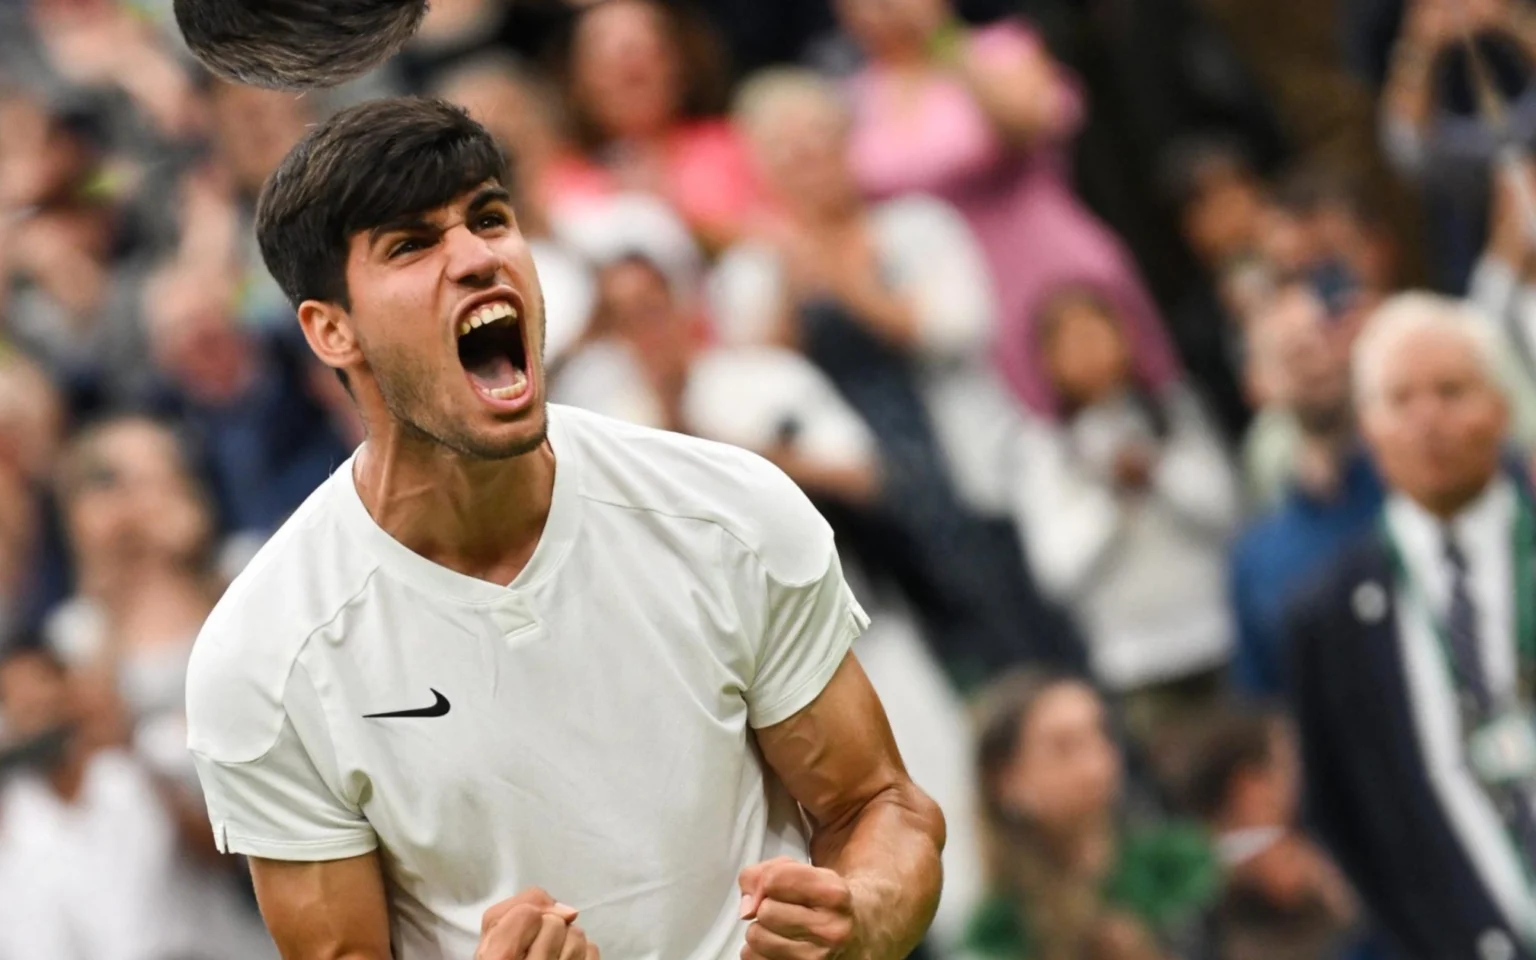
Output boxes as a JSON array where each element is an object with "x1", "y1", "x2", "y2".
[{"x1": 810, "y1": 782, "x2": 946, "y2": 960}]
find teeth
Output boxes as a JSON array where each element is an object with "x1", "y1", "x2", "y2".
[{"x1": 459, "y1": 301, "x2": 520, "y2": 337}]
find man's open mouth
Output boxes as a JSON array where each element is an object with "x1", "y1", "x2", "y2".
[{"x1": 456, "y1": 297, "x2": 530, "y2": 403}]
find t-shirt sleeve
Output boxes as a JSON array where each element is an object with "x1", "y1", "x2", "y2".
[
  {"x1": 732, "y1": 460, "x2": 871, "y2": 729},
  {"x1": 188, "y1": 656, "x2": 378, "y2": 862}
]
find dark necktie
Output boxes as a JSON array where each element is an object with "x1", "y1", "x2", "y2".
[{"x1": 1443, "y1": 529, "x2": 1536, "y2": 869}]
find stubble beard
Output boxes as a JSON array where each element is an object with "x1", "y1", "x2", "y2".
[{"x1": 369, "y1": 300, "x2": 550, "y2": 462}]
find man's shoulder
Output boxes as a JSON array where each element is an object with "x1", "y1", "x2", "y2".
[
  {"x1": 555, "y1": 405, "x2": 834, "y2": 584},
  {"x1": 186, "y1": 472, "x2": 377, "y2": 763}
]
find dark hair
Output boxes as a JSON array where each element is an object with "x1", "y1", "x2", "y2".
[
  {"x1": 256, "y1": 97, "x2": 508, "y2": 311},
  {"x1": 1272, "y1": 163, "x2": 1381, "y2": 228},
  {"x1": 1182, "y1": 708, "x2": 1280, "y2": 821},
  {"x1": 1156, "y1": 133, "x2": 1258, "y2": 210},
  {"x1": 173, "y1": 0, "x2": 428, "y2": 90}
]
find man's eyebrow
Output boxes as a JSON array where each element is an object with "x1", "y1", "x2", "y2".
[
  {"x1": 368, "y1": 216, "x2": 435, "y2": 246},
  {"x1": 466, "y1": 185, "x2": 513, "y2": 212}
]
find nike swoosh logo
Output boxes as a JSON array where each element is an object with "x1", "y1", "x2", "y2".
[{"x1": 364, "y1": 689, "x2": 450, "y2": 719}]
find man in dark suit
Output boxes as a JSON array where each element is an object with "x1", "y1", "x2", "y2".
[{"x1": 1290, "y1": 292, "x2": 1536, "y2": 960}]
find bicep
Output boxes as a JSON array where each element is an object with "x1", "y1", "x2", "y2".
[
  {"x1": 754, "y1": 653, "x2": 908, "y2": 831},
  {"x1": 250, "y1": 852, "x2": 393, "y2": 960}
]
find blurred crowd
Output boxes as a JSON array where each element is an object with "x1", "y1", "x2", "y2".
[{"x1": 3, "y1": 0, "x2": 1536, "y2": 958}]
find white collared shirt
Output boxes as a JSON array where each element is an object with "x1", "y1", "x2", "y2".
[{"x1": 1385, "y1": 479, "x2": 1536, "y2": 941}]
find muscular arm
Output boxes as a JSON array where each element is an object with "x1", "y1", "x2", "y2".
[
  {"x1": 249, "y1": 853, "x2": 393, "y2": 960},
  {"x1": 754, "y1": 654, "x2": 946, "y2": 959}
]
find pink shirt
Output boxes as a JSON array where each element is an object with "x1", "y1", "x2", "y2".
[
  {"x1": 846, "y1": 21, "x2": 1179, "y2": 416},
  {"x1": 544, "y1": 120, "x2": 766, "y2": 246}
]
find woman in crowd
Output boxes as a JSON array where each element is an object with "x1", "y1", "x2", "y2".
[
  {"x1": 833, "y1": 0, "x2": 1180, "y2": 419},
  {"x1": 1011, "y1": 290, "x2": 1238, "y2": 759},
  {"x1": 968, "y1": 670, "x2": 1218, "y2": 960},
  {"x1": 46, "y1": 416, "x2": 223, "y2": 780},
  {"x1": 551, "y1": 0, "x2": 765, "y2": 249}
]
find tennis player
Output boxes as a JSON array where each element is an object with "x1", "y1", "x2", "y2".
[{"x1": 184, "y1": 96, "x2": 945, "y2": 960}]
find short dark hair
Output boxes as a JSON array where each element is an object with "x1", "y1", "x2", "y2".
[
  {"x1": 1182, "y1": 708, "x2": 1281, "y2": 821},
  {"x1": 256, "y1": 97, "x2": 509, "y2": 310},
  {"x1": 173, "y1": 0, "x2": 428, "y2": 90}
]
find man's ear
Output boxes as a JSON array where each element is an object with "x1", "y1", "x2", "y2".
[{"x1": 296, "y1": 299, "x2": 363, "y2": 375}]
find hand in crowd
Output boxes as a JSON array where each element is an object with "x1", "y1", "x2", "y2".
[
  {"x1": 1404, "y1": 0, "x2": 1512, "y2": 49},
  {"x1": 476, "y1": 888, "x2": 600, "y2": 960},
  {"x1": 1111, "y1": 444, "x2": 1157, "y2": 492}
]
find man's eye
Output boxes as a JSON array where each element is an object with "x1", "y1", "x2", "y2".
[
  {"x1": 475, "y1": 212, "x2": 509, "y2": 230},
  {"x1": 389, "y1": 238, "x2": 428, "y2": 258}
]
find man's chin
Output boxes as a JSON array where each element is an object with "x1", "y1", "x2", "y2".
[{"x1": 452, "y1": 402, "x2": 550, "y2": 461}]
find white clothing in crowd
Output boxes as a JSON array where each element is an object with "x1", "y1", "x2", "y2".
[
  {"x1": 710, "y1": 195, "x2": 1025, "y2": 516},
  {"x1": 1012, "y1": 387, "x2": 1240, "y2": 691},
  {"x1": 0, "y1": 751, "x2": 274, "y2": 960}
]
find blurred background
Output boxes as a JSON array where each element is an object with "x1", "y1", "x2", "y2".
[{"x1": 3, "y1": 0, "x2": 1536, "y2": 958}]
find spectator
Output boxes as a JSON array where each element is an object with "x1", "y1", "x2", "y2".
[
  {"x1": 1290, "y1": 292, "x2": 1536, "y2": 959},
  {"x1": 201, "y1": 80, "x2": 316, "y2": 327},
  {"x1": 1158, "y1": 135, "x2": 1275, "y2": 443},
  {"x1": 720, "y1": 67, "x2": 1020, "y2": 519},
  {"x1": 0, "y1": 646, "x2": 273, "y2": 960},
  {"x1": 142, "y1": 263, "x2": 352, "y2": 541},
  {"x1": 0, "y1": 349, "x2": 69, "y2": 640},
  {"x1": 835, "y1": 0, "x2": 1181, "y2": 419},
  {"x1": 0, "y1": 93, "x2": 157, "y2": 416},
  {"x1": 1010, "y1": 288, "x2": 1239, "y2": 762},
  {"x1": 965, "y1": 670, "x2": 1218, "y2": 960},
  {"x1": 1377, "y1": 0, "x2": 1536, "y2": 289},
  {"x1": 45, "y1": 418, "x2": 221, "y2": 759},
  {"x1": 1229, "y1": 285, "x2": 1384, "y2": 698},
  {"x1": 551, "y1": 0, "x2": 766, "y2": 249},
  {"x1": 1183, "y1": 709, "x2": 1360, "y2": 960},
  {"x1": 714, "y1": 67, "x2": 1084, "y2": 684}
]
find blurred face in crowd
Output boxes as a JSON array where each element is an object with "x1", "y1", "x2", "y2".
[
  {"x1": 0, "y1": 97, "x2": 95, "y2": 208},
  {"x1": 60, "y1": 420, "x2": 213, "y2": 589},
  {"x1": 209, "y1": 83, "x2": 313, "y2": 196},
  {"x1": 571, "y1": 0, "x2": 682, "y2": 140},
  {"x1": 145, "y1": 266, "x2": 256, "y2": 406},
  {"x1": 836, "y1": 0, "x2": 948, "y2": 57},
  {"x1": 0, "y1": 651, "x2": 70, "y2": 743},
  {"x1": 441, "y1": 65, "x2": 562, "y2": 189},
  {"x1": 1041, "y1": 293, "x2": 1133, "y2": 409},
  {"x1": 1182, "y1": 164, "x2": 1266, "y2": 271},
  {"x1": 744, "y1": 86, "x2": 858, "y2": 218},
  {"x1": 1247, "y1": 287, "x2": 1352, "y2": 434},
  {"x1": 0, "y1": 354, "x2": 65, "y2": 483},
  {"x1": 595, "y1": 257, "x2": 693, "y2": 380},
  {"x1": 1360, "y1": 317, "x2": 1509, "y2": 517},
  {"x1": 996, "y1": 681, "x2": 1122, "y2": 834}
]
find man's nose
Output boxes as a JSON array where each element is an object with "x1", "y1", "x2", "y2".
[{"x1": 444, "y1": 224, "x2": 499, "y2": 287}]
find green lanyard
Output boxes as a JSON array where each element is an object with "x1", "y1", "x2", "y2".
[
  {"x1": 1381, "y1": 491, "x2": 1536, "y2": 909},
  {"x1": 1381, "y1": 491, "x2": 1536, "y2": 709}
]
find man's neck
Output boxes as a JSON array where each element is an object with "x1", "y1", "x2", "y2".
[
  {"x1": 1409, "y1": 477, "x2": 1498, "y2": 524},
  {"x1": 353, "y1": 427, "x2": 556, "y2": 585}
]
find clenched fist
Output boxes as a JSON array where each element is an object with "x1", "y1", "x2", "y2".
[
  {"x1": 738, "y1": 857, "x2": 860, "y2": 960},
  {"x1": 476, "y1": 887, "x2": 600, "y2": 960}
]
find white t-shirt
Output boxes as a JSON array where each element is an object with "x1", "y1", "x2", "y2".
[{"x1": 185, "y1": 404, "x2": 869, "y2": 960}]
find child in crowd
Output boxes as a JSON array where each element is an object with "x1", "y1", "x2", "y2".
[{"x1": 1011, "y1": 289, "x2": 1239, "y2": 772}]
